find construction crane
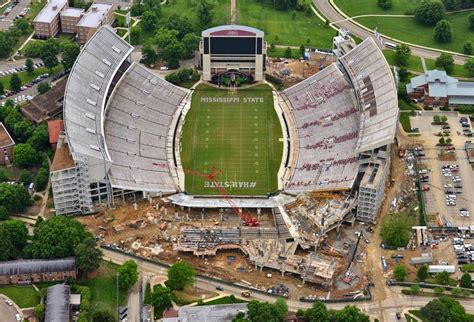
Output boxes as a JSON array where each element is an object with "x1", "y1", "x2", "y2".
[{"x1": 184, "y1": 166, "x2": 260, "y2": 227}]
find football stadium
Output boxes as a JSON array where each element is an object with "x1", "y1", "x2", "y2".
[{"x1": 51, "y1": 24, "x2": 398, "y2": 226}]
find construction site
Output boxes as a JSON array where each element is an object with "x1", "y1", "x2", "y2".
[{"x1": 78, "y1": 191, "x2": 373, "y2": 300}]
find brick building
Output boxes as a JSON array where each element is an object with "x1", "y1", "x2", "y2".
[
  {"x1": 33, "y1": 0, "x2": 68, "y2": 38},
  {"x1": 76, "y1": 3, "x2": 114, "y2": 44},
  {"x1": 406, "y1": 69, "x2": 474, "y2": 107},
  {"x1": 0, "y1": 122, "x2": 15, "y2": 166},
  {"x1": 48, "y1": 120, "x2": 65, "y2": 151},
  {"x1": 0, "y1": 258, "x2": 76, "y2": 285},
  {"x1": 60, "y1": 8, "x2": 85, "y2": 34}
]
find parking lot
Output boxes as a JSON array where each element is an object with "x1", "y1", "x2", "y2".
[
  {"x1": 0, "y1": 0, "x2": 31, "y2": 31},
  {"x1": 410, "y1": 111, "x2": 474, "y2": 227}
]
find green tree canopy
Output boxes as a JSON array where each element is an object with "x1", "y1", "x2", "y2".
[
  {"x1": 27, "y1": 123, "x2": 50, "y2": 151},
  {"x1": 150, "y1": 285, "x2": 172, "y2": 311},
  {"x1": 141, "y1": 44, "x2": 158, "y2": 65},
  {"x1": 14, "y1": 18, "x2": 31, "y2": 34},
  {"x1": 37, "y1": 82, "x2": 51, "y2": 95},
  {"x1": 305, "y1": 301, "x2": 329, "y2": 321},
  {"x1": 420, "y1": 297, "x2": 469, "y2": 322},
  {"x1": 463, "y1": 41, "x2": 473, "y2": 55},
  {"x1": 13, "y1": 143, "x2": 39, "y2": 168},
  {"x1": 459, "y1": 272, "x2": 472, "y2": 289},
  {"x1": 167, "y1": 262, "x2": 195, "y2": 290},
  {"x1": 92, "y1": 310, "x2": 115, "y2": 322},
  {"x1": 141, "y1": 10, "x2": 158, "y2": 32},
  {"x1": 181, "y1": 33, "x2": 200, "y2": 58},
  {"x1": 0, "y1": 183, "x2": 32, "y2": 214},
  {"x1": 329, "y1": 305, "x2": 370, "y2": 322},
  {"x1": 435, "y1": 53, "x2": 454, "y2": 74},
  {"x1": 394, "y1": 44, "x2": 411, "y2": 67},
  {"x1": 414, "y1": 1, "x2": 446, "y2": 26},
  {"x1": 380, "y1": 213, "x2": 412, "y2": 248},
  {"x1": 393, "y1": 264, "x2": 408, "y2": 281},
  {"x1": 0, "y1": 80, "x2": 4, "y2": 96},
  {"x1": 1, "y1": 220, "x2": 28, "y2": 251},
  {"x1": 25, "y1": 58, "x2": 34, "y2": 74},
  {"x1": 469, "y1": 14, "x2": 474, "y2": 30},
  {"x1": 19, "y1": 169, "x2": 32, "y2": 185},
  {"x1": 417, "y1": 265, "x2": 429, "y2": 282},
  {"x1": 29, "y1": 216, "x2": 90, "y2": 259},
  {"x1": 464, "y1": 57, "x2": 474, "y2": 77},
  {"x1": 74, "y1": 237, "x2": 102, "y2": 277},
  {"x1": 196, "y1": 0, "x2": 215, "y2": 27},
  {"x1": 61, "y1": 43, "x2": 80, "y2": 70},
  {"x1": 436, "y1": 271, "x2": 450, "y2": 285},
  {"x1": 118, "y1": 260, "x2": 139, "y2": 290},
  {"x1": 10, "y1": 73, "x2": 22, "y2": 91},
  {"x1": 0, "y1": 169, "x2": 7, "y2": 182},
  {"x1": 13, "y1": 120, "x2": 34, "y2": 143},
  {"x1": 434, "y1": 20, "x2": 452, "y2": 43}
]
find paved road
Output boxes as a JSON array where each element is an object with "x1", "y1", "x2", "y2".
[
  {"x1": 313, "y1": 0, "x2": 467, "y2": 64},
  {"x1": 0, "y1": 0, "x2": 30, "y2": 31},
  {"x1": 0, "y1": 295, "x2": 22, "y2": 322},
  {"x1": 126, "y1": 276, "x2": 141, "y2": 322},
  {"x1": 102, "y1": 248, "x2": 474, "y2": 321}
]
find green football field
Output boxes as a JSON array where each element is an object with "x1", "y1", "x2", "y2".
[{"x1": 180, "y1": 84, "x2": 283, "y2": 196}]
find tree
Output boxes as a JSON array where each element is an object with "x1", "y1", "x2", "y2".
[
  {"x1": 291, "y1": 10, "x2": 297, "y2": 20},
  {"x1": 305, "y1": 301, "x2": 328, "y2": 321},
  {"x1": 74, "y1": 237, "x2": 102, "y2": 277},
  {"x1": 37, "y1": 82, "x2": 50, "y2": 94},
  {"x1": 92, "y1": 310, "x2": 115, "y2": 322},
  {"x1": 154, "y1": 27, "x2": 179, "y2": 48},
  {"x1": 25, "y1": 58, "x2": 34, "y2": 75},
  {"x1": 14, "y1": 18, "x2": 30, "y2": 34},
  {"x1": 417, "y1": 265, "x2": 429, "y2": 282},
  {"x1": 10, "y1": 73, "x2": 22, "y2": 91},
  {"x1": 414, "y1": 1, "x2": 446, "y2": 26},
  {"x1": 161, "y1": 40, "x2": 185, "y2": 69},
  {"x1": 13, "y1": 120, "x2": 34, "y2": 143},
  {"x1": 0, "y1": 31, "x2": 18, "y2": 59},
  {"x1": 380, "y1": 214, "x2": 411, "y2": 248},
  {"x1": 459, "y1": 272, "x2": 472, "y2": 289},
  {"x1": 378, "y1": 0, "x2": 392, "y2": 9},
  {"x1": 434, "y1": 286, "x2": 445, "y2": 295},
  {"x1": 464, "y1": 57, "x2": 474, "y2": 77},
  {"x1": 130, "y1": 26, "x2": 141, "y2": 45},
  {"x1": 29, "y1": 216, "x2": 90, "y2": 259},
  {"x1": 435, "y1": 53, "x2": 454, "y2": 74},
  {"x1": 421, "y1": 297, "x2": 470, "y2": 322},
  {"x1": 284, "y1": 47, "x2": 292, "y2": 58},
  {"x1": 181, "y1": 33, "x2": 199, "y2": 58},
  {"x1": 2, "y1": 220, "x2": 28, "y2": 250},
  {"x1": 141, "y1": 11, "x2": 158, "y2": 32},
  {"x1": 463, "y1": 41, "x2": 473, "y2": 55},
  {"x1": 0, "y1": 80, "x2": 4, "y2": 96},
  {"x1": 0, "y1": 206, "x2": 8, "y2": 220},
  {"x1": 394, "y1": 44, "x2": 411, "y2": 67},
  {"x1": 274, "y1": 298, "x2": 288, "y2": 321},
  {"x1": 410, "y1": 283, "x2": 421, "y2": 295},
  {"x1": 469, "y1": 13, "x2": 474, "y2": 30},
  {"x1": 19, "y1": 169, "x2": 32, "y2": 185},
  {"x1": 150, "y1": 285, "x2": 172, "y2": 311},
  {"x1": 141, "y1": 44, "x2": 158, "y2": 66},
  {"x1": 118, "y1": 260, "x2": 139, "y2": 290},
  {"x1": 436, "y1": 271, "x2": 450, "y2": 285},
  {"x1": 27, "y1": 123, "x2": 49, "y2": 151},
  {"x1": 34, "y1": 168, "x2": 49, "y2": 191},
  {"x1": 299, "y1": 44, "x2": 305, "y2": 56},
  {"x1": 439, "y1": 137, "x2": 446, "y2": 145},
  {"x1": 41, "y1": 52, "x2": 59, "y2": 73},
  {"x1": 0, "y1": 183, "x2": 32, "y2": 214},
  {"x1": 0, "y1": 168, "x2": 7, "y2": 182},
  {"x1": 23, "y1": 41, "x2": 45, "y2": 58},
  {"x1": 167, "y1": 262, "x2": 195, "y2": 290},
  {"x1": 13, "y1": 143, "x2": 38, "y2": 168},
  {"x1": 247, "y1": 300, "x2": 284, "y2": 322},
  {"x1": 446, "y1": 137, "x2": 452, "y2": 144},
  {"x1": 196, "y1": 0, "x2": 214, "y2": 27},
  {"x1": 163, "y1": 14, "x2": 193, "y2": 39},
  {"x1": 398, "y1": 68, "x2": 409, "y2": 82},
  {"x1": 61, "y1": 43, "x2": 80, "y2": 70},
  {"x1": 330, "y1": 305, "x2": 370, "y2": 322},
  {"x1": 393, "y1": 264, "x2": 408, "y2": 281},
  {"x1": 434, "y1": 20, "x2": 452, "y2": 43},
  {"x1": 451, "y1": 288, "x2": 463, "y2": 296},
  {"x1": 34, "y1": 303, "x2": 45, "y2": 322},
  {"x1": 0, "y1": 224, "x2": 16, "y2": 260}
]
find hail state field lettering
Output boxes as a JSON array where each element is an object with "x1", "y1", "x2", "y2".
[{"x1": 204, "y1": 181, "x2": 257, "y2": 188}]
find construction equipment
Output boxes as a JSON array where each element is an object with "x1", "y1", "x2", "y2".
[
  {"x1": 184, "y1": 166, "x2": 260, "y2": 227},
  {"x1": 241, "y1": 291, "x2": 251, "y2": 297}
]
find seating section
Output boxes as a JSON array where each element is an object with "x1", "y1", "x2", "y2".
[
  {"x1": 283, "y1": 64, "x2": 359, "y2": 193},
  {"x1": 64, "y1": 26, "x2": 133, "y2": 163},
  {"x1": 104, "y1": 63, "x2": 187, "y2": 192},
  {"x1": 340, "y1": 38, "x2": 398, "y2": 152}
]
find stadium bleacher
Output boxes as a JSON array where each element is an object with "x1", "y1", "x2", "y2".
[{"x1": 104, "y1": 63, "x2": 188, "y2": 193}]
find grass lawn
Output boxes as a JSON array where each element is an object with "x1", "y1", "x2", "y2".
[
  {"x1": 267, "y1": 46, "x2": 302, "y2": 59},
  {"x1": 161, "y1": 0, "x2": 230, "y2": 30},
  {"x1": 237, "y1": 0, "x2": 334, "y2": 48},
  {"x1": 355, "y1": 12, "x2": 474, "y2": 54},
  {"x1": 334, "y1": 0, "x2": 423, "y2": 16},
  {"x1": 172, "y1": 287, "x2": 218, "y2": 306},
  {"x1": 0, "y1": 285, "x2": 40, "y2": 308},
  {"x1": 82, "y1": 261, "x2": 126, "y2": 316},
  {"x1": 25, "y1": 0, "x2": 46, "y2": 21},
  {"x1": 181, "y1": 83, "x2": 283, "y2": 196},
  {"x1": 199, "y1": 296, "x2": 248, "y2": 305},
  {"x1": 399, "y1": 111, "x2": 414, "y2": 132},
  {"x1": 0, "y1": 65, "x2": 63, "y2": 90}
]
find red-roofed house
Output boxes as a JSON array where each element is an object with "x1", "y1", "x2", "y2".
[{"x1": 48, "y1": 120, "x2": 64, "y2": 151}]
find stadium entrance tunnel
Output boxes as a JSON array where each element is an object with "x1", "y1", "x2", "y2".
[
  {"x1": 211, "y1": 70, "x2": 254, "y2": 87},
  {"x1": 179, "y1": 83, "x2": 284, "y2": 196}
]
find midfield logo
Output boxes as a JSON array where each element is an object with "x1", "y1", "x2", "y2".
[{"x1": 204, "y1": 181, "x2": 257, "y2": 188}]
